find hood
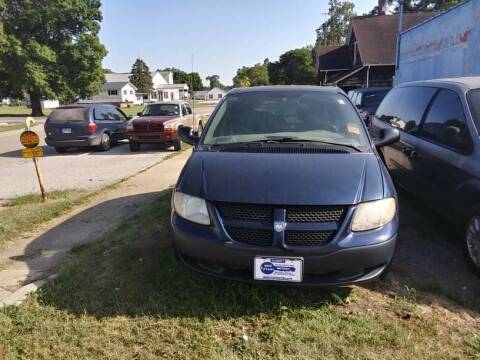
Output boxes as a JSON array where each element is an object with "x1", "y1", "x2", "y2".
[
  {"x1": 177, "y1": 151, "x2": 387, "y2": 205},
  {"x1": 133, "y1": 115, "x2": 177, "y2": 124}
]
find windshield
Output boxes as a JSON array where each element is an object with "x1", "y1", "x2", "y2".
[
  {"x1": 202, "y1": 91, "x2": 369, "y2": 148},
  {"x1": 48, "y1": 108, "x2": 89, "y2": 123},
  {"x1": 142, "y1": 104, "x2": 180, "y2": 116},
  {"x1": 467, "y1": 89, "x2": 480, "y2": 132}
]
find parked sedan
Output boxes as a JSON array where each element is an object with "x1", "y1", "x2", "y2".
[
  {"x1": 45, "y1": 104, "x2": 130, "y2": 153},
  {"x1": 171, "y1": 86, "x2": 400, "y2": 286},
  {"x1": 349, "y1": 87, "x2": 391, "y2": 123},
  {"x1": 370, "y1": 77, "x2": 480, "y2": 275}
]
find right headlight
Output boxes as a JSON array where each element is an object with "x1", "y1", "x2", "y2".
[
  {"x1": 351, "y1": 198, "x2": 396, "y2": 232},
  {"x1": 173, "y1": 191, "x2": 210, "y2": 225}
]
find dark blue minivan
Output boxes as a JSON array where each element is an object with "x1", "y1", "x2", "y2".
[{"x1": 172, "y1": 86, "x2": 400, "y2": 286}]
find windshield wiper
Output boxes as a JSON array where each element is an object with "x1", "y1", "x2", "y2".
[{"x1": 263, "y1": 137, "x2": 362, "y2": 152}]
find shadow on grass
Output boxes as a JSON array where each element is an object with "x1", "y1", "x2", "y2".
[{"x1": 35, "y1": 190, "x2": 351, "y2": 319}]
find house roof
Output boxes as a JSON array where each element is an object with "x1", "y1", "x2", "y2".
[
  {"x1": 105, "y1": 73, "x2": 131, "y2": 83},
  {"x1": 103, "y1": 82, "x2": 137, "y2": 91},
  {"x1": 316, "y1": 45, "x2": 352, "y2": 71},
  {"x1": 351, "y1": 12, "x2": 438, "y2": 65},
  {"x1": 156, "y1": 83, "x2": 189, "y2": 90}
]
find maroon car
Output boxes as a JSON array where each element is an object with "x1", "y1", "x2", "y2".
[{"x1": 127, "y1": 101, "x2": 194, "y2": 152}]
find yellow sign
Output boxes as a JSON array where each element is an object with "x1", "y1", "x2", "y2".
[
  {"x1": 20, "y1": 130, "x2": 40, "y2": 148},
  {"x1": 22, "y1": 147, "x2": 44, "y2": 158}
]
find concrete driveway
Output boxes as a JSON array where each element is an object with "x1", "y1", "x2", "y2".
[{"x1": 0, "y1": 106, "x2": 214, "y2": 200}]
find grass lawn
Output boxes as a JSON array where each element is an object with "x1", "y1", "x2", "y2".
[
  {"x1": 0, "y1": 106, "x2": 52, "y2": 118},
  {"x1": 0, "y1": 124, "x2": 26, "y2": 133},
  {"x1": 1, "y1": 189, "x2": 478, "y2": 359},
  {"x1": 0, "y1": 190, "x2": 93, "y2": 248}
]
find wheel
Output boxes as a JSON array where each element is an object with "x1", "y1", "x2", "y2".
[
  {"x1": 97, "y1": 133, "x2": 111, "y2": 152},
  {"x1": 54, "y1": 146, "x2": 68, "y2": 153},
  {"x1": 173, "y1": 138, "x2": 182, "y2": 151},
  {"x1": 465, "y1": 214, "x2": 480, "y2": 276},
  {"x1": 129, "y1": 141, "x2": 140, "y2": 152}
]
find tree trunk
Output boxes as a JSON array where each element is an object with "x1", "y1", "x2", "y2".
[{"x1": 29, "y1": 91, "x2": 44, "y2": 117}]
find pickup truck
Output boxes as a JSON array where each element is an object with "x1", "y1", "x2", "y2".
[{"x1": 127, "y1": 101, "x2": 194, "y2": 152}]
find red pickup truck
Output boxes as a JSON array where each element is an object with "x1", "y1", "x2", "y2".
[{"x1": 127, "y1": 101, "x2": 194, "y2": 152}]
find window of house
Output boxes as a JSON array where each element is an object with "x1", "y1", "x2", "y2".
[
  {"x1": 108, "y1": 90, "x2": 118, "y2": 96},
  {"x1": 375, "y1": 86, "x2": 436, "y2": 134},
  {"x1": 130, "y1": 90, "x2": 134, "y2": 95},
  {"x1": 123, "y1": 90, "x2": 128, "y2": 95},
  {"x1": 218, "y1": 94, "x2": 223, "y2": 99},
  {"x1": 209, "y1": 94, "x2": 214, "y2": 100},
  {"x1": 420, "y1": 89, "x2": 467, "y2": 148}
]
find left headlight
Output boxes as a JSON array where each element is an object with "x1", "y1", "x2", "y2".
[
  {"x1": 351, "y1": 198, "x2": 396, "y2": 232},
  {"x1": 173, "y1": 191, "x2": 210, "y2": 225},
  {"x1": 127, "y1": 121, "x2": 134, "y2": 131}
]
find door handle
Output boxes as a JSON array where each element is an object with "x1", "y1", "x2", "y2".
[
  {"x1": 409, "y1": 150, "x2": 420, "y2": 159},
  {"x1": 401, "y1": 147, "x2": 412, "y2": 155}
]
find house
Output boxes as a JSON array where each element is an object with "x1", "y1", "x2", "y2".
[
  {"x1": 395, "y1": 0, "x2": 480, "y2": 85},
  {"x1": 81, "y1": 70, "x2": 189, "y2": 106},
  {"x1": 193, "y1": 87, "x2": 227, "y2": 101},
  {"x1": 316, "y1": 7, "x2": 437, "y2": 91}
]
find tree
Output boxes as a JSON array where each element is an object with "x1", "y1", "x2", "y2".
[
  {"x1": 233, "y1": 59, "x2": 270, "y2": 87},
  {"x1": 0, "y1": 0, "x2": 107, "y2": 116},
  {"x1": 385, "y1": 0, "x2": 462, "y2": 11},
  {"x1": 188, "y1": 72, "x2": 203, "y2": 91},
  {"x1": 103, "y1": 68, "x2": 113, "y2": 74},
  {"x1": 268, "y1": 47, "x2": 316, "y2": 85},
  {"x1": 316, "y1": 0, "x2": 356, "y2": 46},
  {"x1": 130, "y1": 58, "x2": 153, "y2": 94},
  {"x1": 206, "y1": 75, "x2": 224, "y2": 89}
]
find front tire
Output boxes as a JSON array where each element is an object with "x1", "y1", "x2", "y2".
[
  {"x1": 465, "y1": 215, "x2": 480, "y2": 276},
  {"x1": 97, "y1": 133, "x2": 111, "y2": 152},
  {"x1": 173, "y1": 138, "x2": 182, "y2": 151},
  {"x1": 129, "y1": 141, "x2": 140, "y2": 152},
  {"x1": 54, "y1": 146, "x2": 68, "y2": 153}
]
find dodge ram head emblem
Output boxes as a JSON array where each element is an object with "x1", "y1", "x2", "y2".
[{"x1": 274, "y1": 221, "x2": 287, "y2": 233}]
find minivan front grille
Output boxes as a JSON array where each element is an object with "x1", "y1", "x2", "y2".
[
  {"x1": 287, "y1": 206, "x2": 346, "y2": 223},
  {"x1": 285, "y1": 230, "x2": 334, "y2": 246},
  {"x1": 225, "y1": 227, "x2": 273, "y2": 246},
  {"x1": 217, "y1": 202, "x2": 348, "y2": 247},
  {"x1": 217, "y1": 203, "x2": 273, "y2": 223}
]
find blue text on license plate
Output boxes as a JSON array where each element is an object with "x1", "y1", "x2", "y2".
[{"x1": 254, "y1": 256, "x2": 303, "y2": 282}]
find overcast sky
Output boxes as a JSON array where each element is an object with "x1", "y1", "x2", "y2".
[{"x1": 100, "y1": 0, "x2": 378, "y2": 85}]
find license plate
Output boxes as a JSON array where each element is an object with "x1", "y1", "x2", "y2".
[
  {"x1": 62, "y1": 128, "x2": 72, "y2": 134},
  {"x1": 254, "y1": 256, "x2": 303, "y2": 282}
]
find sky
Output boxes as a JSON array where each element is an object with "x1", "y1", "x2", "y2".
[{"x1": 99, "y1": 0, "x2": 378, "y2": 86}]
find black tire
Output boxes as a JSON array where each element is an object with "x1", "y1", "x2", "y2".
[
  {"x1": 129, "y1": 141, "x2": 140, "y2": 152},
  {"x1": 54, "y1": 146, "x2": 68, "y2": 153},
  {"x1": 464, "y1": 214, "x2": 480, "y2": 276},
  {"x1": 173, "y1": 138, "x2": 182, "y2": 151},
  {"x1": 97, "y1": 133, "x2": 111, "y2": 152}
]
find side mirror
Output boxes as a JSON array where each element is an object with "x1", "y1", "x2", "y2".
[
  {"x1": 127, "y1": 115, "x2": 133, "y2": 120},
  {"x1": 374, "y1": 127, "x2": 400, "y2": 148},
  {"x1": 178, "y1": 126, "x2": 199, "y2": 146},
  {"x1": 137, "y1": 112, "x2": 142, "y2": 116}
]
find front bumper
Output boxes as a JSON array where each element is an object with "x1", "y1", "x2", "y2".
[
  {"x1": 128, "y1": 131, "x2": 175, "y2": 144},
  {"x1": 171, "y1": 212, "x2": 398, "y2": 286},
  {"x1": 45, "y1": 135, "x2": 101, "y2": 147}
]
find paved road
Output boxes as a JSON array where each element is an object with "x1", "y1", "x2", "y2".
[{"x1": 0, "y1": 106, "x2": 214, "y2": 200}]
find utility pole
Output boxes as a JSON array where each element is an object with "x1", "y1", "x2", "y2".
[{"x1": 395, "y1": 0, "x2": 404, "y2": 71}]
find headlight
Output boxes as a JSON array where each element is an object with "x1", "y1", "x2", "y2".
[
  {"x1": 351, "y1": 198, "x2": 396, "y2": 232},
  {"x1": 127, "y1": 121, "x2": 134, "y2": 131},
  {"x1": 173, "y1": 191, "x2": 210, "y2": 225}
]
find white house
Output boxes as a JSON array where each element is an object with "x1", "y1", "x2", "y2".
[
  {"x1": 81, "y1": 71, "x2": 189, "y2": 105},
  {"x1": 194, "y1": 87, "x2": 227, "y2": 101}
]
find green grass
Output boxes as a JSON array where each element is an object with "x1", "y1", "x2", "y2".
[
  {"x1": 0, "y1": 106, "x2": 52, "y2": 117},
  {"x1": 120, "y1": 104, "x2": 145, "y2": 117},
  {"x1": 0, "y1": 124, "x2": 26, "y2": 133},
  {"x1": 0, "y1": 190, "x2": 93, "y2": 247},
  {"x1": 0, "y1": 189, "x2": 477, "y2": 359}
]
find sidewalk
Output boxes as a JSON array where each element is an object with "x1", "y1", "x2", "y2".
[{"x1": 0, "y1": 150, "x2": 191, "y2": 305}]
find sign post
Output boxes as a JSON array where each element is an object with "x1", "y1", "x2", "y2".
[{"x1": 20, "y1": 117, "x2": 47, "y2": 201}]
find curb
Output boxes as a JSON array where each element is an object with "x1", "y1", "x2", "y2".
[{"x1": 0, "y1": 274, "x2": 57, "y2": 307}]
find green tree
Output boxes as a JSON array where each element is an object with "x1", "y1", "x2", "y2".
[
  {"x1": 316, "y1": 0, "x2": 356, "y2": 46},
  {"x1": 188, "y1": 72, "x2": 203, "y2": 91},
  {"x1": 130, "y1": 58, "x2": 153, "y2": 94},
  {"x1": 0, "y1": 0, "x2": 107, "y2": 116},
  {"x1": 386, "y1": 0, "x2": 462, "y2": 11},
  {"x1": 233, "y1": 59, "x2": 270, "y2": 87},
  {"x1": 206, "y1": 75, "x2": 224, "y2": 89},
  {"x1": 268, "y1": 47, "x2": 316, "y2": 85}
]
